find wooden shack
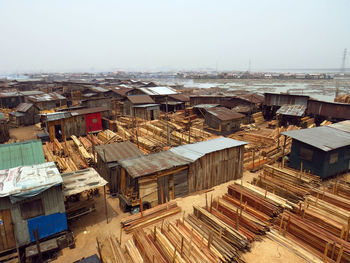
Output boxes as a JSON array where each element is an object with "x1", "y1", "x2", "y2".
[
  {"x1": 204, "y1": 107, "x2": 245, "y2": 134},
  {"x1": 117, "y1": 137, "x2": 246, "y2": 211},
  {"x1": 124, "y1": 95, "x2": 160, "y2": 120},
  {"x1": 9, "y1": 103, "x2": 40, "y2": 126},
  {"x1": 282, "y1": 122, "x2": 350, "y2": 179},
  {"x1": 44, "y1": 107, "x2": 111, "y2": 141},
  {"x1": 27, "y1": 92, "x2": 67, "y2": 110},
  {"x1": 95, "y1": 142, "x2": 144, "y2": 195},
  {"x1": 0, "y1": 162, "x2": 67, "y2": 255},
  {"x1": 0, "y1": 113, "x2": 9, "y2": 143}
]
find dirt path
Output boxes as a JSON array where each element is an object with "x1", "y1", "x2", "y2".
[{"x1": 9, "y1": 125, "x2": 42, "y2": 141}]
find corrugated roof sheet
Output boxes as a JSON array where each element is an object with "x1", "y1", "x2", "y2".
[
  {"x1": 110, "y1": 86, "x2": 132, "y2": 96},
  {"x1": 170, "y1": 137, "x2": 247, "y2": 161},
  {"x1": 15, "y1": 103, "x2": 34, "y2": 113},
  {"x1": 20, "y1": 91, "x2": 45, "y2": 96},
  {"x1": 193, "y1": 104, "x2": 219, "y2": 109},
  {"x1": 61, "y1": 168, "x2": 107, "y2": 196},
  {"x1": 28, "y1": 92, "x2": 66, "y2": 102},
  {"x1": 127, "y1": 95, "x2": 155, "y2": 104},
  {"x1": 282, "y1": 126, "x2": 350, "y2": 151},
  {"x1": 95, "y1": 141, "x2": 144, "y2": 163},
  {"x1": 133, "y1": 104, "x2": 159, "y2": 108},
  {"x1": 143, "y1": 86, "x2": 178, "y2": 95},
  {"x1": 70, "y1": 106, "x2": 109, "y2": 116},
  {"x1": 328, "y1": 121, "x2": 350, "y2": 134},
  {"x1": 206, "y1": 107, "x2": 245, "y2": 121},
  {"x1": 119, "y1": 151, "x2": 191, "y2": 178},
  {"x1": 235, "y1": 93, "x2": 264, "y2": 104},
  {"x1": 0, "y1": 162, "x2": 61, "y2": 201},
  {"x1": 169, "y1": 94, "x2": 190, "y2": 102},
  {"x1": 89, "y1": 86, "x2": 109, "y2": 93},
  {"x1": 44, "y1": 112, "x2": 72, "y2": 121},
  {"x1": 9, "y1": 112, "x2": 25, "y2": 117},
  {"x1": 0, "y1": 112, "x2": 6, "y2": 120},
  {"x1": 276, "y1": 104, "x2": 306, "y2": 117},
  {"x1": 0, "y1": 140, "x2": 46, "y2": 170}
]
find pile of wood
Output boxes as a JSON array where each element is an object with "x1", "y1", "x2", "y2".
[
  {"x1": 301, "y1": 116, "x2": 315, "y2": 128},
  {"x1": 252, "y1": 112, "x2": 264, "y2": 124},
  {"x1": 320, "y1": 120, "x2": 333, "y2": 126},
  {"x1": 335, "y1": 94, "x2": 350, "y2": 104},
  {"x1": 121, "y1": 201, "x2": 181, "y2": 234}
]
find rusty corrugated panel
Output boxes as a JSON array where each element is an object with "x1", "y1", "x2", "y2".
[
  {"x1": 206, "y1": 107, "x2": 245, "y2": 121},
  {"x1": 276, "y1": 104, "x2": 306, "y2": 117},
  {"x1": 95, "y1": 141, "x2": 144, "y2": 163},
  {"x1": 127, "y1": 95, "x2": 155, "y2": 104},
  {"x1": 15, "y1": 103, "x2": 34, "y2": 113},
  {"x1": 264, "y1": 93, "x2": 309, "y2": 107},
  {"x1": 70, "y1": 106, "x2": 109, "y2": 116},
  {"x1": 28, "y1": 92, "x2": 66, "y2": 102},
  {"x1": 119, "y1": 151, "x2": 191, "y2": 178},
  {"x1": 307, "y1": 99, "x2": 350, "y2": 119}
]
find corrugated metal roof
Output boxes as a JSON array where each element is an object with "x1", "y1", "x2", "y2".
[
  {"x1": 276, "y1": 104, "x2": 306, "y2": 117},
  {"x1": 206, "y1": 107, "x2": 245, "y2": 121},
  {"x1": 110, "y1": 86, "x2": 132, "y2": 96},
  {"x1": 70, "y1": 106, "x2": 109, "y2": 116},
  {"x1": 169, "y1": 94, "x2": 190, "y2": 102},
  {"x1": 89, "y1": 86, "x2": 109, "y2": 93},
  {"x1": 61, "y1": 168, "x2": 107, "y2": 196},
  {"x1": 95, "y1": 141, "x2": 144, "y2": 163},
  {"x1": 15, "y1": 103, "x2": 34, "y2": 113},
  {"x1": 170, "y1": 137, "x2": 247, "y2": 162},
  {"x1": 0, "y1": 112, "x2": 6, "y2": 120},
  {"x1": 119, "y1": 151, "x2": 191, "y2": 178},
  {"x1": 282, "y1": 126, "x2": 350, "y2": 151},
  {"x1": 193, "y1": 104, "x2": 219, "y2": 109},
  {"x1": 127, "y1": 95, "x2": 155, "y2": 104},
  {"x1": 144, "y1": 86, "x2": 178, "y2": 95},
  {"x1": 28, "y1": 92, "x2": 66, "y2": 102},
  {"x1": 133, "y1": 104, "x2": 159, "y2": 108},
  {"x1": 328, "y1": 121, "x2": 350, "y2": 134},
  {"x1": 9, "y1": 112, "x2": 25, "y2": 117},
  {"x1": 235, "y1": 93, "x2": 264, "y2": 104},
  {"x1": 0, "y1": 162, "x2": 61, "y2": 199},
  {"x1": 20, "y1": 91, "x2": 45, "y2": 96},
  {"x1": 0, "y1": 140, "x2": 45, "y2": 170},
  {"x1": 44, "y1": 112, "x2": 72, "y2": 121}
]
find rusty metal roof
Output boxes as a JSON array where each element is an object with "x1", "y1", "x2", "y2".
[
  {"x1": 282, "y1": 126, "x2": 350, "y2": 151},
  {"x1": 27, "y1": 92, "x2": 66, "y2": 102},
  {"x1": 110, "y1": 86, "x2": 133, "y2": 96},
  {"x1": 276, "y1": 104, "x2": 306, "y2": 117},
  {"x1": 264, "y1": 93, "x2": 309, "y2": 107},
  {"x1": 119, "y1": 151, "x2": 191, "y2": 178},
  {"x1": 127, "y1": 95, "x2": 155, "y2": 104},
  {"x1": 70, "y1": 106, "x2": 110, "y2": 116},
  {"x1": 15, "y1": 103, "x2": 34, "y2": 112},
  {"x1": 169, "y1": 94, "x2": 190, "y2": 102},
  {"x1": 88, "y1": 86, "x2": 109, "y2": 93},
  {"x1": 95, "y1": 141, "x2": 144, "y2": 163},
  {"x1": 234, "y1": 93, "x2": 264, "y2": 104},
  {"x1": 206, "y1": 107, "x2": 245, "y2": 121}
]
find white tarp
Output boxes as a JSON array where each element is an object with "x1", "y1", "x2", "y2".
[{"x1": 0, "y1": 162, "x2": 62, "y2": 202}]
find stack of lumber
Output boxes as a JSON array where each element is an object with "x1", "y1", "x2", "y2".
[
  {"x1": 320, "y1": 120, "x2": 332, "y2": 126},
  {"x1": 325, "y1": 180, "x2": 350, "y2": 199},
  {"x1": 335, "y1": 94, "x2": 350, "y2": 103},
  {"x1": 309, "y1": 188, "x2": 350, "y2": 212},
  {"x1": 301, "y1": 116, "x2": 315, "y2": 128},
  {"x1": 252, "y1": 112, "x2": 264, "y2": 124},
  {"x1": 71, "y1": 135, "x2": 93, "y2": 164},
  {"x1": 97, "y1": 129, "x2": 123, "y2": 144},
  {"x1": 121, "y1": 201, "x2": 181, "y2": 234},
  {"x1": 97, "y1": 235, "x2": 137, "y2": 263}
]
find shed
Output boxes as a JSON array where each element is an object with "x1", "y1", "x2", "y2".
[
  {"x1": 0, "y1": 112, "x2": 9, "y2": 143},
  {"x1": 95, "y1": 142, "x2": 144, "y2": 194},
  {"x1": 276, "y1": 104, "x2": 307, "y2": 126},
  {"x1": 124, "y1": 95, "x2": 160, "y2": 120},
  {"x1": 117, "y1": 137, "x2": 247, "y2": 211},
  {"x1": 0, "y1": 140, "x2": 45, "y2": 170},
  {"x1": 27, "y1": 92, "x2": 67, "y2": 110},
  {"x1": 204, "y1": 107, "x2": 244, "y2": 134},
  {"x1": 282, "y1": 123, "x2": 350, "y2": 179},
  {"x1": 9, "y1": 103, "x2": 40, "y2": 126},
  {"x1": 0, "y1": 162, "x2": 67, "y2": 252}
]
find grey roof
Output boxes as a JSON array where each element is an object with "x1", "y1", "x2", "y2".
[
  {"x1": 10, "y1": 112, "x2": 25, "y2": 117},
  {"x1": 276, "y1": 104, "x2": 306, "y2": 117},
  {"x1": 20, "y1": 90, "x2": 45, "y2": 96},
  {"x1": 28, "y1": 92, "x2": 66, "y2": 102},
  {"x1": 328, "y1": 121, "x2": 350, "y2": 134},
  {"x1": 119, "y1": 151, "x2": 191, "y2": 179},
  {"x1": 44, "y1": 112, "x2": 72, "y2": 121},
  {"x1": 95, "y1": 141, "x2": 143, "y2": 163},
  {"x1": 89, "y1": 86, "x2": 109, "y2": 93},
  {"x1": 193, "y1": 104, "x2": 219, "y2": 109},
  {"x1": 15, "y1": 103, "x2": 34, "y2": 112},
  {"x1": 132, "y1": 104, "x2": 159, "y2": 108},
  {"x1": 0, "y1": 112, "x2": 6, "y2": 120},
  {"x1": 282, "y1": 126, "x2": 350, "y2": 151},
  {"x1": 139, "y1": 86, "x2": 178, "y2": 96},
  {"x1": 170, "y1": 137, "x2": 247, "y2": 161}
]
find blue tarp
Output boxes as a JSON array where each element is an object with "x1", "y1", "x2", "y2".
[{"x1": 27, "y1": 213, "x2": 68, "y2": 242}]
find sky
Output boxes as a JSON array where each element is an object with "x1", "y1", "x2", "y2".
[{"x1": 0, "y1": 0, "x2": 349, "y2": 73}]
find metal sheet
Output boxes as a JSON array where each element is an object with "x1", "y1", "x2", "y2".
[
  {"x1": 329, "y1": 121, "x2": 350, "y2": 133},
  {"x1": 206, "y1": 107, "x2": 245, "y2": 120},
  {"x1": 15, "y1": 103, "x2": 34, "y2": 113},
  {"x1": 276, "y1": 104, "x2": 306, "y2": 117},
  {"x1": 264, "y1": 93, "x2": 309, "y2": 107},
  {"x1": 0, "y1": 140, "x2": 45, "y2": 170},
  {"x1": 307, "y1": 99, "x2": 350, "y2": 119},
  {"x1": 70, "y1": 106, "x2": 109, "y2": 116},
  {"x1": 119, "y1": 151, "x2": 191, "y2": 178},
  {"x1": 95, "y1": 141, "x2": 144, "y2": 163},
  {"x1": 127, "y1": 95, "x2": 155, "y2": 104},
  {"x1": 28, "y1": 92, "x2": 66, "y2": 102},
  {"x1": 282, "y1": 126, "x2": 350, "y2": 151}
]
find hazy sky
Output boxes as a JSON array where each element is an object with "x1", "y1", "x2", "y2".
[{"x1": 1, "y1": 0, "x2": 349, "y2": 73}]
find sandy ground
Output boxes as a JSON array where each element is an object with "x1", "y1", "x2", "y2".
[
  {"x1": 9, "y1": 124, "x2": 42, "y2": 141},
  {"x1": 54, "y1": 170, "x2": 307, "y2": 263}
]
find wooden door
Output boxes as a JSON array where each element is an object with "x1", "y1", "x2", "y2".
[
  {"x1": 0, "y1": 210, "x2": 16, "y2": 252},
  {"x1": 174, "y1": 170, "x2": 188, "y2": 198},
  {"x1": 157, "y1": 176, "x2": 169, "y2": 205}
]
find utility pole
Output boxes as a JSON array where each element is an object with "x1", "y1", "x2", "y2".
[{"x1": 166, "y1": 95, "x2": 170, "y2": 146}]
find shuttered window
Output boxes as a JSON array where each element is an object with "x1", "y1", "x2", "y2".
[
  {"x1": 20, "y1": 199, "x2": 44, "y2": 220},
  {"x1": 329, "y1": 153, "x2": 338, "y2": 164},
  {"x1": 299, "y1": 147, "x2": 313, "y2": 161}
]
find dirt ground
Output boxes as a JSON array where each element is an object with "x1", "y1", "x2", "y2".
[
  {"x1": 9, "y1": 124, "x2": 42, "y2": 141},
  {"x1": 54, "y1": 170, "x2": 307, "y2": 263}
]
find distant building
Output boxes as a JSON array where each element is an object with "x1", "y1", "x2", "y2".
[
  {"x1": 27, "y1": 92, "x2": 67, "y2": 110},
  {"x1": 204, "y1": 107, "x2": 245, "y2": 134},
  {"x1": 9, "y1": 103, "x2": 40, "y2": 126},
  {"x1": 0, "y1": 112, "x2": 9, "y2": 143},
  {"x1": 282, "y1": 121, "x2": 350, "y2": 179}
]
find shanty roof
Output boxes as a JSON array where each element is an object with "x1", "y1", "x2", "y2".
[
  {"x1": 169, "y1": 94, "x2": 190, "y2": 102},
  {"x1": 20, "y1": 90, "x2": 45, "y2": 96},
  {"x1": 95, "y1": 141, "x2": 144, "y2": 163},
  {"x1": 9, "y1": 112, "x2": 25, "y2": 117},
  {"x1": 0, "y1": 140, "x2": 45, "y2": 170},
  {"x1": 0, "y1": 112, "x2": 6, "y2": 120},
  {"x1": 329, "y1": 121, "x2": 350, "y2": 134},
  {"x1": 133, "y1": 104, "x2": 159, "y2": 108},
  {"x1": 15, "y1": 103, "x2": 35, "y2": 113},
  {"x1": 138, "y1": 86, "x2": 178, "y2": 96},
  {"x1": 28, "y1": 92, "x2": 66, "y2": 102},
  {"x1": 170, "y1": 137, "x2": 247, "y2": 162},
  {"x1": 70, "y1": 106, "x2": 109, "y2": 116},
  {"x1": 127, "y1": 95, "x2": 155, "y2": 104},
  {"x1": 193, "y1": 104, "x2": 219, "y2": 109},
  {"x1": 44, "y1": 112, "x2": 71, "y2": 121},
  {"x1": 0, "y1": 162, "x2": 61, "y2": 202},
  {"x1": 206, "y1": 107, "x2": 245, "y2": 121},
  {"x1": 110, "y1": 86, "x2": 133, "y2": 96},
  {"x1": 235, "y1": 93, "x2": 264, "y2": 104},
  {"x1": 88, "y1": 86, "x2": 109, "y2": 93},
  {"x1": 276, "y1": 104, "x2": 306, "y2": 117},
  {"x1": 119, "y1": 151, "x2": 191, "y2": 179},
  {"x1": 282, "y1": 126, "x2": 350, "y2": 152},
  {"x1": 61, "y1": 168, "x2": 107, "y2": 196}
]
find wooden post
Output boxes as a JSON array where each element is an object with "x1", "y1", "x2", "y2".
[
  {"x1": 336, "y1": 245, "x2": 344, "y2": 263},
  {"x1": 96, "y1": 237, "x2": 102, "y2": 262},
  {"x1": 140, "y1": 197, "x2": 143, "y2": 217},
  {"x1": 180, "y1": 237, "x2": 184, "y2": 256},
  {"x1": 104, "y1": 185, "x2": 108, "y2": 224},
  {"x1": 119, "y1": 227, "x2": 122, "y2": 245},
  {"x1": 34, "y1": 229, "x2": 43, "y2": 263},
  {"x1": 323, "y1": 242, "x2": 329, "y2": 262},
  {"x1": 154, "y1": 226, "x2": 157, "y2": 241}
]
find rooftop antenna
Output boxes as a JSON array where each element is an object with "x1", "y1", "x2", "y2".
[{"x1": 341, "y1": 48, "x2": 347, "y2": 73}]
